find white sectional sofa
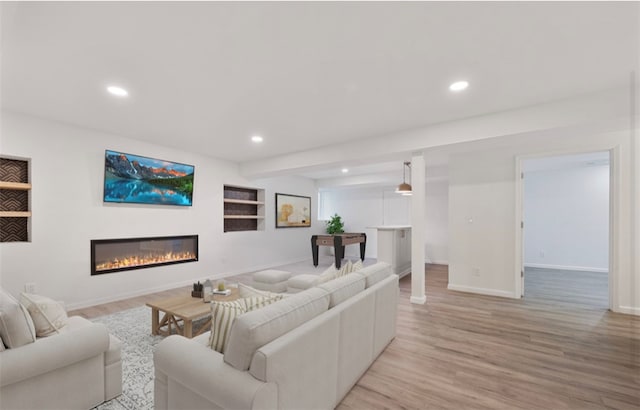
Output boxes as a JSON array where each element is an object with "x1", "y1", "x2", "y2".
[
  {"x1": 0, "y1": 315, "x2": 122, "y2": 409},
  {"x1": 154, "y1": 262, "x2": 398, "y2": 410}
]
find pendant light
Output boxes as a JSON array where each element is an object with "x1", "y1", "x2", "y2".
[{"x1": 395, "y1": 161, "x2": 412, "y2": 195}]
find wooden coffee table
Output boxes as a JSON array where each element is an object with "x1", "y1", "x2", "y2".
[{"x1": 146, "y1": 287, "x2": 239, "y2": 338}]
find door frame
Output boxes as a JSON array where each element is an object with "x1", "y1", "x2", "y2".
[{"x1": 514, "y1": 148, "x2": 617, "y2": 311}]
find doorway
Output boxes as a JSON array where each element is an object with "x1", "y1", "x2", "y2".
[{"x1": 519, "y1": 151, "x2": 611, "y2": 309}]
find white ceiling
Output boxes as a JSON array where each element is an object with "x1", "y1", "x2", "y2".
[{"x1": 2, "y1": 1, "x2": 638, "y2": 170}]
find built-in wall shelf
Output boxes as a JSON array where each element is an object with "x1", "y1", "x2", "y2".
[
  {"x1": 223, "y1": 198, "x2": 265, "y2": 205},
  {"x1": 0, "y1": 181, "x2": 31, "y2": 190},
  {"x1": 0, "y1": 211, "x2": 32, "y2": 218},
  {"x1": 0, "y1": 156, "x2": 31, "y2": 242},
  {"x1": 223, "y1": 185, "x2": 265, "y2": 232}
]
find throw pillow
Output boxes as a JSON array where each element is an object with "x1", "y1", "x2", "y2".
[
  {"x1": 352, "y1": 259, "x2": 364, "y2": 272},
  {"x1": 317, "y1": 265, "x2": 338, "y2": 284},
  {"x1": 0, "y1": 288, "x2": 36, "y2": 348},
  {"x1": 208, "y1": 299, "x2": 247, "y2": 353},
  {"x1": 20, "y1": 293, "x2": 68, "y2": 337},
  {"x1": 238, "y1": 283, "x2": 276, "y2": 298},
  {"x1": 0, "y1": 335, "x2": 5, "y2": 352},
  {"x1": 337, "y1": 260, "x2": 352, "y2": 277},
  {"x1": 208, "y1": 295, "x2": 283, "y2": 353}
]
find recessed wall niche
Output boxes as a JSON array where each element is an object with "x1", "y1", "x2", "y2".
[
  {"x1": 223, "y1": 185, "x2": 265, "y2": 232},
  {"x1": 0, "y1": 156, "x2": 31, "y2": 242}
]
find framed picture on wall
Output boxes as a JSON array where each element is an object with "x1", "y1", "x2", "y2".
[
  {"x1": 275, "y1": 193, "x2": 311, "y2": 228},
  {"x1": 103, "y1": 150, "x2": 194, "y2": 206}
]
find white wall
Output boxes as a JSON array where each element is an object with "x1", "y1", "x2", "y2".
[
  {"x1": 318, "y1": 187, "x2": 389, "y2": 259},
  {"x1": 319, "y1": 179, "x2": 448, "y2": 263},
  {"x1": 0, "y1": 112, "x2": 323, "y2": 309},
  {"x1": 447, "y1": 128, "x2": 638, "y2": 314},
  {"x1": 524, "y1": 163, "x2": 609, "y2": 272},
  {"x1": 424, "y1": 179, "x2": 449, "y2": 264}
]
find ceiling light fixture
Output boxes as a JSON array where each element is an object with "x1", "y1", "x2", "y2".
[
  {"x1": 251, "y1": 135, "x2": 263, "y2": 143},
  {"x1": 341, "y1": 168, "x2": 349, "y2": 173},
  {"x1": 106, "y1": 85, "x2": 128, "y2": 97},
  {"x1": 395, "y1": 161, "x2": 412, "y2": 195},
  {"x1": 449, "y1": 80, "x2": 469, "y2": 92}
]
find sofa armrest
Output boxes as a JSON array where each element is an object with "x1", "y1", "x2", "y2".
[
  {"x1": 0, "y1": 321, "x2": 110, "y2": 387},
  {"x1": 154, "y1": 335, "x2": 276, "y2": 410}
]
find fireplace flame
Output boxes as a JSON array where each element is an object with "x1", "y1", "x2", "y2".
[{"x1": 95, "y1": 251, "x2": 196, "y2": 271}]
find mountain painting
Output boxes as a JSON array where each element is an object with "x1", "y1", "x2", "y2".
[{"x1": 103, "y1": 150, "x2": 194, "y2": 206}]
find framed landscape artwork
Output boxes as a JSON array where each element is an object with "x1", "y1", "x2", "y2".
[
  {"x1": 103, "y1": 150, "x2": 195, "y2": 206},
  {"x1": 275, "y1": 193, "x2": 311, "y2": 228}
]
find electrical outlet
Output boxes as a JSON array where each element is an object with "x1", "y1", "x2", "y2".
[
  {"x1": 472, "y1": 267, "x2": 480, "y2": 277},
  {"x1": 539, "y1": 250, "x2": 545, "y2": 258},
  {"x1": 24, "y1": 282, "x2": 37, "y2": 294}
]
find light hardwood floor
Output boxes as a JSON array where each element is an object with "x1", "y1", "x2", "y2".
[{"x1": 70, "y1": 265, "x2": 640, "y2": 410}]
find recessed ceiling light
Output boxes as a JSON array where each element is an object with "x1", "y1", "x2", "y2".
[
  {"x1": 251, "y1": 135, "x2": 263, "y2": 143},
  {"x1": 449, "y1": 81, "x2": 469, "y2": 92},
  {"x1": 341, "y1": 168, "x2": 349, "y2": 173},
  {"x1": 106, "y1": 85, "x2": 128, "y2": 97}
]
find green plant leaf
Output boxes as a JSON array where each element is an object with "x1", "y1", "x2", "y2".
[{"x1": 326, "y1": 213, "x2": 345, "y2": 234}]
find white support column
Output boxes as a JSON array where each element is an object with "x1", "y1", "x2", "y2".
[{"x1": 410, "y1": 151, "x2": 427, "y2": 304}]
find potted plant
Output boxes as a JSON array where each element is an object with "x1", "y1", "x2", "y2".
[{"x1": 326, "y1": 213, "x2": 345, "y2": 235}]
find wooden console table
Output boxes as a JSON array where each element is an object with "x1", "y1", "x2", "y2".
[{"x1": 311, "y1": 233, "x2": 366, "y2": 269}]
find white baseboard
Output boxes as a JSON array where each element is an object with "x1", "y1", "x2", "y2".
[
  {"x1": 524, "y1": 263, "x2": 608, "y2": 273},
  {"x1": 429, "y1": 260, "x2": 449, "y2": 266},
  {"x1": 395, "y1": 266, "x2": 412, "y2": 278},
  {"x1": 447, "y1": 283, "x2": 518, "y2": 299},
  {"x1": 410, "y1": 295, "x2": 427, "y2": 304},
  {"x1": 616, "y1": 306, "x2": 640, "y2": 316}
]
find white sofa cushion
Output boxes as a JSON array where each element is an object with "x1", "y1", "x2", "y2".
[
  {"x1": 249, "y1": 308, "x2": 340, "y2": 408},
  {"x1": 239, "y1": 283, "x2": 269, "y2": 298},
  {"x1": 0, "y1": 335, "x2": 5, "y2": 351},
  {"x1": 370, "y1": 275, "x2": 400, "y2": 357},
  {"x1": 355, "y1": 262, "x2": 392, "y2": 288},
  {"x1": 0, "y1": 288, "x2": 36, "y2": 348},
  {"x1": 336, "y1": 260, "x2": 352, "y2": 277},
  {"x1": 251, "y1": 270, "x2": 292, "y2": 293},
  {"x1": 351, "y1": 259, "x2": 364, "y2": 272},
  {"x1": 252, "y1": 270, "x2": 291, "y2": 284},
  {"x1": 316, "y1": 265, "x2": 338, "y2": 284},
  {"x1": 286, "y1": 274, "x2": 318, "y2": 291},
  {"x1": 20, "y1": 293, "x2": 68, "y2": 337},
  {"x1": 332, "y1": 287, "x2": 376, "y2": 401},
  {"x1": 154, "y1": 335, "x2": 278, "y2": 410},
  {"x1": 208, "y1": 295, "x2": 283, "y2": 353},
  {"x1": 0, "y1": 316, "x2": 110, "y2": 387},
  {"x1": 239, "y1": 283, "x2": 291, "y2": 300},
  {"x1": 317, "y1": 273, "x2": 366, "y2": 308},
  {"x1": 238, "y1": 283, "x2": 285, "y2": 299},
  {"x1": 224, "y1": 287, "x2": 330, "y2": 371}
]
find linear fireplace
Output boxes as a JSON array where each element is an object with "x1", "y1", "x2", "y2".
[{"x1": 91, "y1": 235, "x2": 198, "y2": 275}]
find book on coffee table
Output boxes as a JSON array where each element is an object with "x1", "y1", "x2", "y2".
[{"x1": 212, "y1": 289, "x2": 231, "y2": 296}]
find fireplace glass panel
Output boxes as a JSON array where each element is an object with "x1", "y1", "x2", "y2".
[{"x1": 91, "y1": 235, "x2": 198, "y2": 275}]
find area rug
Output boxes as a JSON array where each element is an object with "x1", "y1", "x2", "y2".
[{"x1": 91, "y1": 306, "x2": 166, "y2": 410}]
